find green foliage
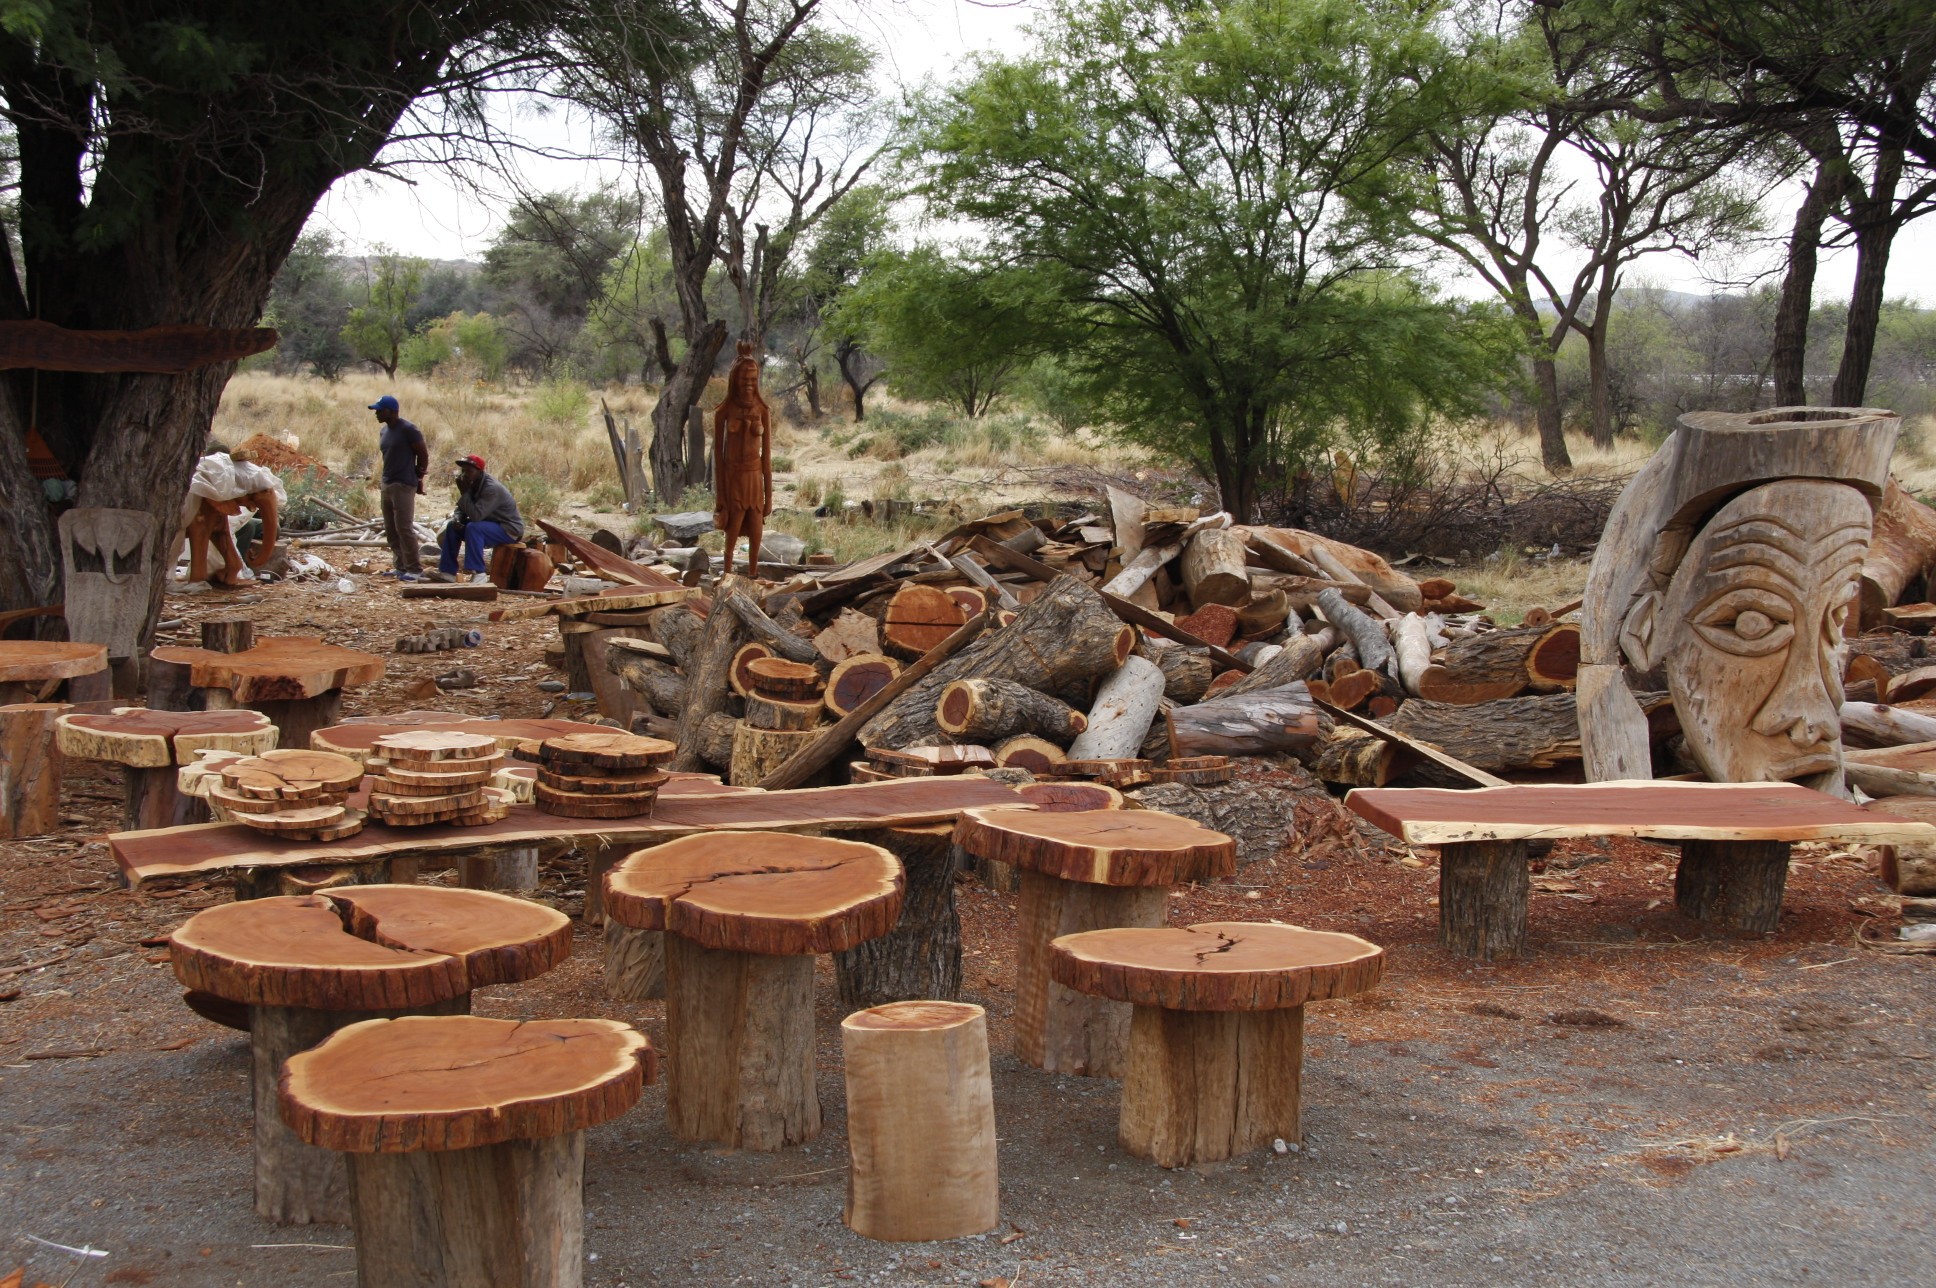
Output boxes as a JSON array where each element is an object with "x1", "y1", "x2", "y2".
[
  {"x1": 912, "y1": 0, "x2": 1517, "y2": 518},
  {"x1": 530, "y1": 377, "x2": 590, "y2": 428},
  {"x1": 264, "y1": 232, "x2": 353, "y2": 379},
  {"x1": 501, "y1": 472, "x2": 563, "y2": 520},
  {"x1": 282, "y1": 467, "x2": 372, "y2": 531},
  {"x1": 483, "y1": 187, "x2": 642, "y2": 322},
  {"x1": 585, "y1": 229, "x2": 678, "y2": 383},
  {"x1": 341, "y1": 251, "x2": 428, "y2": 379}
]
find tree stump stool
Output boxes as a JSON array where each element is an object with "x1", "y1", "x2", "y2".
[
  {"x1": 841, "y1": 1001, "x2": 998, "y2": 1242},
  {"x1": 953, "y1": 806, "x2": 1235, "y2": 1077},
  {"x1": 979, "y1": 780, "x2": 1125, "y2": 891},
  {"x1": 149, "y1": 637, "x2": 385, "y2": 750},
  {"x1": 58, "y1": 707, "x2": 278, "y2": 830},
  {"x1": 0, "y1": 640, "x2": 109, "y2": 705},
  {"x1": 604, "y1": 831, "x2": 903, "y2": 1149},
  {"x1": 168, "y1": 885, "x2": 571, "y2": 1224},
  {"x1": 280, "y1": 1015, "x2": 653, "y2": 1288},
  {"x1": 1051, "y1": 921, "x2": 1384, "y2": 1168},
  {"x1": 1, "y1": 703, "x2": 69, "y2": 839}
]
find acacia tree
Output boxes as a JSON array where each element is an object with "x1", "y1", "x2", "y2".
[
  {"x1": 0, "y1": 1, "x2": 560, "y2": 637},
  {"x1": 916, "y1": 0, "x2": 1515, "y2": 520},
  {"x1": 341, "y1": 251, "x2": 429, "y2": 377}
]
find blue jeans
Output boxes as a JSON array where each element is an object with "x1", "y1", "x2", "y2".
[{"x1": 440, "y1": 521, "x2": 516, "y2": 574}]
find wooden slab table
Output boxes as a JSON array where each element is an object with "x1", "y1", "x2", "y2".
[
  {"x1": 1346, "y1": 780, "x2": 1936, "y2": 958},
  {"x1": 113, "y1": 776, "x2": 1029, "y2": 889},
  {"x1": 150, "y1": 637, "x2": 384, "y2": 750},
  {"x1": 0, "y1": 640, "x2": 108, "y2": 704},
  {"x1": 58, "y1": 707, "x2": 278, "y2": 829}
]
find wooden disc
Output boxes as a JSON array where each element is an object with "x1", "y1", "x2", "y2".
[
  {"x1": 57, "y1": 708, "x2": 275, "y2": 768},
  {"x1": 539, "y1": 732, "x2": 676, "y2": 771},
  {"x1": 847, "y1": 761, "x2": 895, "y2": 783},
  {"x1": 536, "y1": 765, "x2": 670, "y2": 796},
  {"x1": 363, "y1": 754, "x2": 505, "y2": 787},
  {"x1": 826, "y1": 654, "x2": 900, "y2": 717},
  {"x1": 279, "y1": 808, "x2": 369, "y2": 842},
  {"x1": 730, "y1": 641, "x2": 776, "y2": 698},
  {"x1": 372, "y1": 730, "x2": 500, "y2": 763},
  {"x1": 953, "y1": 806, "x2": 1235, "y2": 886},
  {"x1": 991, "y1": 735, "x2": 1064, "y2": 774},
  {"x1": 844, "y1": 999, "x2": 984, "y2": 1033},
  {"x1": 218, "y1": 749, "x2": 363, "y2": 800},
  {"x1": 1048, "y1": 757, "x2": 1149, "y2": 779},
  {"x1": 1050, "y1": 921, "x2": 1385, "y2": 1011},
  {"x1": 868, "y1": 744, "x2": 995, "y2": 774},
  {"x1": 943, "y1": 587, "x2": 988, "y2": 618},
  {"x1": 368, "y1": 787, "x2": 488, "y2": 817},
  {"x1": 604, "y1": 831, "x2": 904, "y2": 955},
  {"x1": 313, "y1": 718, "x2": 609, "y2": 761},
  {"x1": 0, "y1": 640, "x2": 108, "y2": 683},
  {"x1": 746, "y1": 657, "x2": 823, "y2": 701},
  {"x1": 366, "y1": 774, "x2": 488, "y2": 798},
  {"x1": 882, "y1": 584, "x2": 966, "y2": 657},
  {"x1": 169, "y1": 886, "x2": 569, "y2": 1009},
  {"x1": 149, "y1": 637, "x2": 382, "y2": 702},
  {"x1": 280, "y1": 1015, "x2": 653, "y2": 1153},
  {"x1": 208, "y1": 783, "x2": 347, "y2": 815},
  {"x1": 533, "y1": 782, "x2": 658, "y2": 818},
  {"x1": 229, "y1": 802, "x2": 350, "y2": 832},
  {"x1": 1015, "y1": 781, "x2": 1124, "y2": 813}
]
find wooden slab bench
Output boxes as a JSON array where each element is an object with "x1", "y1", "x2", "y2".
[
  {"x1": 1346, "y1": 780, "x2": 1936, "y2": 958},
  {"x1": 281, "y1": 1015, "x2": 651, "y2": 1288},
  {"x1": 169, "y1": 885, "x2": 570, "y2": 1224},
  {"x1": 114, "y1": 775, "x2": 1028, "y2": 889}
]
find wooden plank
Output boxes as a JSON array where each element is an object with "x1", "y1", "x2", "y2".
[
  {"x1": 0, "y1": 320, "x2": 277, "y2": 373},
  {"x1": 967, "y1": 535, "x2": 1253, "y2": 672},
  {"x1": 534, "y1": 519, "x2": 681, "y2": 589},
  {"x1": 1344, "y1": 780, "x2": 1936, "y2": 846},
  {"x1": 114, "y1": 776, "x2": 1029, "y2": 887}
]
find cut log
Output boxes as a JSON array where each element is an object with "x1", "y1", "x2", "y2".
[
  {"x1": 1065, "y1": 656, "x2": 1165, "y2": 761},
  {"x1": 1216, "y1": 635, "x2": 1326, "y2": 699},
  {"x1": 1152, "y1": 647, "x2": 1213, "y2": 703},
  {"x1": 607, "y1": 641, "x2": 688, "y2": 714},
  {"x1": 935, "y1": 677, "x2": 1086, "y2": 744},
  {"x1": 882, "y1": 583, "x2": 968, "y2": 657},
  {"x1": 1312, "y1": 726, "x2": 1409, "y2": 787},
  {"x1": 1842, "y1": 700, "x2": 1936, "y2": 748},
  {"x1": 673, "y1": 573, "x2": 751, "y2": 771},
  {"x1": 746, "y1": 657, "x2": 823, "y2": 702},
  {"x1": 1174, "y1": 604, "x2": 1239, "y2": 648},
  {"x1": 1012, "y1": 870, "x2": 1165, "y2": 1075},
  {"x1": 814, "y1": 609, "x2": 882, "y2": 663},
  {"x1": 860, "y1": 577, "x2": 1132, "y2": 751},
  {"x1": 1392, "y1": 613, "x2": 1432, "y2": 697},
  {"x1": 841, "y1": 1001, "x2": 999, "y2": 1242},
  {"x1": 1245, "y1": 526, "x2": 1422, "y2": 612},
  {"x1": 1414, "y1": 667, "x2": 1525, "y2": 706},
  {"x1": 730, "y1": 641, "x2": 776, "y2": 697},
  {"x1": 1674, "y1": 839, "x2": 1792, "y2": 936},
  {"x1": 827, "y1": 655, "x2": 902, "y2": 718},
  {"x1": 1437, "y1": 841, "x2": 1530, "y2": 960},
  {"x1": 648, "y1": 601, "x2": 706, "y2": 671},
  {"x1": 731, "y1": 723, "x2": 823, "y2": 786},
  {"x1": 0, "y1": 703, "x2": 65, "y2": 839},
  {"x1": 1316, "y1": 588, "x2": 1393, "y2": 675},
  {"x1": 1860, "y1": 477, "x2": 1936, "y2": 630},
  {"x1": 1431, "y1": 623, "x2": 1580, "y2": 698},
  {"x1": 1236, "y1": 588, "x2": 1291, "y2": 638},
  {"x1": 1382, "y1": 693, "x2": 1581, "y2": 773},
  {"x1": 992, "y1": 735, "x2": 1067, "y2": 774},
  {"x1": 1164, "y1": 683, "x2": 1328, "y2": 760},
  {"x1": 834, "y1": 824, "x2": 962, "y2": 1006},
  {"x1": 695, "y1": 711, "x2": 737, "y2": 770},
  {"x1": 1180, "y1": 528, "x2": 1251, "y2": 609},
  {"x1": 724, "y1": 591, "x2": 821, "y2": 665},
  {"x1": 745, "y1": 694, "x2": 824, "y2": 732}
]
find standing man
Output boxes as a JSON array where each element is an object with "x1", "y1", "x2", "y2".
[
  {"x1": 431, "y1": 454, "x2": 524, "y2": 583},
  {"x1": 371, "y1": 394, "x2": 428, "y2": 580}
]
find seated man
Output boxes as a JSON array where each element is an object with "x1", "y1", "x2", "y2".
[{"x1": 431, "y1": 454, "x2": 524, "y2": 584}]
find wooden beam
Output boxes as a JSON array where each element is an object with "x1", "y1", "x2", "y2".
[{"x1": 0, "y1": 320, "x2": 277, "y2": 373}]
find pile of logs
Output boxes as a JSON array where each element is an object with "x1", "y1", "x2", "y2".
[{"x1": 580, "y1": 494, "x2": 1599, "y2": 793}]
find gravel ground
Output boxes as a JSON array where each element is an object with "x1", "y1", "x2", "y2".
[{"x1": 4, "y1": 579, "x2": 1934, "y2": 1287}]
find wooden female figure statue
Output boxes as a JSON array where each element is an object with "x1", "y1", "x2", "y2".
[
  {"x1": 1579, "y1": 406, "x2": 1898, "y2": 789},
  {"x1": 713, "y1": 342, "x2": 772, "y2": 577}
]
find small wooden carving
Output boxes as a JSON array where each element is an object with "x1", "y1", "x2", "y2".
[
  {"x1": 1580, "y1": 406, "x2": 1898, "y2": 788},
  {"x1": 712, "y1": 341, "x2": 772, "y2": 577},
  {"x1": 59, "y1": 508, "x2": 155, "y2": 660},
  {"x1": 184, "y1": 489, "x2": 280, "y2": 586}
]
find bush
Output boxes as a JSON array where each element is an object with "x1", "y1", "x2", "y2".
[
  {"x1": 502, "y1": 472, "x2": 563, "y2": 520},
  {"x1": 532, "y1": 377, "x2": 591, "y2": 428},
  {"x1": 283, "y1": 467, "x2": 372, "y2": 530}
]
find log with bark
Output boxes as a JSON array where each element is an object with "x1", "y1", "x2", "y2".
[
  {"x1": 1382, "y1": 692, "x2": 1582, "y2": 772},
  {"x1": 881, "y1": 584, "x2": 968, "y2": 658},
  {"x1": 605, "y1": 639, "x2": 687, "y2": 715},
  {"x1": 935, "y1": 677, "x2": 1087, "y2": 744},
  {"x1": 827, "y1": 655, "x2": 901, "y2": 718},
  {"x1": 1317, "y1": 588, "x2": 1393, "y2": 675},
  {"x1": 1243, "y1": 526, "x2": 1422, "y2": 612},
  {"x1": 672, "y1": 574, "x2": 751, "y2": 771},
  {"x1": 1416, "y1": 623, "x2": 1580, "y2": 706},
  {"x1": 1391, "y1": 613, "x2": 1432, "y2": 697},
  {"x1": 1065, "y1": 656, "x2": 1165, "y2": 761},
  {"x1": 834, "y1": 824, "x2": 962, "y2": 1007},
  {"x1": 858, "y1": 577, "x2": 1134, "y2": 751},
  {"x1": 1180, "y1": 527, "x2": 1251, "y2": 609},
  {"x1": 1152, "y1": 645, "x2": 1213, "y2": 703},
  {"x1": 1164, "y1": 683, "x2": 1329, "y2": 759}
]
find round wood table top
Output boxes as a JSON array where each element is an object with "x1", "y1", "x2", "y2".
[
  {"x1": 0, "y1": 640, "x2": 108, "y2": 683},
  {"x1": 280, "y1": 1015, "x2": 653, "y2": 1153},
  {"x1": 56, "y1": 707, "x2": 275, "y2": 767},
  {"x1": 169, "y1": 885, "x2": 571, "y2": 1010},
  {"x1": 150, "y1": 636, "x2": 384, "y2": 702},
  {"x1": 952, "y1": 806, "x2": 1236, "y2": 886},
  {"x1": 604, "y1": 831, "x2": 903, "y2": 955},
  {"x1": 1050, "y1": 921, "x2": 1385, "y2": 1012}
]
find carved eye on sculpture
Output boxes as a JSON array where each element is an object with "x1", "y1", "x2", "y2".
[{"x1": 1692, "y1": 589, "x2": 1796, "y2": 658}]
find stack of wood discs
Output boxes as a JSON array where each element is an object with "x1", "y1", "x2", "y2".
[
  {"x1": 366, "y1": 730, "x2": 513, "y2": 828},
  {"x1": 207, "y1": 749, "x2": 367, "y2": 841},
  {"x1": 730, "y1": 659, "x2": 827, "y2": 786},
  {"x1": 529, "y1": 732, "x2": 674, "y2": 818},
  {"x1": 1147, "y1": 754, "x2": 1234, "y2": 786},
  {"x1": 1047, "y1": 757, "x2": 1153, "y2": 790}
]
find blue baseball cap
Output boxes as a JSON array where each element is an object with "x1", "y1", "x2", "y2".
[{"x1": 368, "y1": 395, "x2": 399, "y2": 414}]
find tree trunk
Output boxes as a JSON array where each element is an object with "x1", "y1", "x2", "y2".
[
  {"x1": 1585, "y1": 313, "x2": 1615, "y2": 450},
  {"x1": 1772, "y1": 157, "x2": 1844, "y2": 406},
  {"x1": 834, "y1": 824, "x2": 962, "y2": 1007},
  {"x1": 1531, "y1": 351, "x2": 1572, "y2": 473},
  {"x1": 1675, "y1": 839, "x2": 1791, "y2": 937},
  {"x1": 1383, "y1": 692, "x2": 1581, "y2": 773},
  {"x1": 1119, "y1": 1004, "x2": 1304, "y2": 1169},
  {"x1": 1013, "y1": 870, "x2": 1166, "y2": 1077},
  {"x1": 1832, "y1": 148, "x2": 1903, "y2": 408},
  {"x1": 650, "y1": 320, "x2": 728, "y2": 502},
  {"x1": 1437, "y1": 840, "x2": 1529, "y2": 961}
]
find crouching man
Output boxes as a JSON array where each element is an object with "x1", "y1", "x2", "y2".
[{"x1": 429, "y1": 454, "x2": 524, "y2": 584}]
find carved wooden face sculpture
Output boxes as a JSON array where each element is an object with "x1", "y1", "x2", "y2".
[{"x1": 1620, "y1": 480, "x2": 1871, "y2": 786}]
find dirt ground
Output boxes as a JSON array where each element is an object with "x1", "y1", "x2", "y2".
[{"x1": 4, "y1": 578, "x2": 1934, "y2": 1287}]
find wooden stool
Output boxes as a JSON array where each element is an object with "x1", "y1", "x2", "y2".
[
  {"x1": 1051, "y1": 921, "x2": 1384, "y2": 1168},
  {"x1": 58, "y1": 707, "x2": 277, "y2": 830},
  {"x1": 604, "y1": 831, "x2": 903, "y2": 1149},
  {"x1": 1, "y1": 702, "x2": 69, "y2": 838},
  {"x1": 953, "y1": 806, "x2": 1235, "y2": 1077},
  {"x1": 0, "y1": 639, "x2": 109, "y2": 705},
  {"x1": 281, "y1": 1015, "x2": 652, "y2": 1288},
  {"x1": 168, "y1": 885, "x2": 570, "y2": 1224},
  {"x1": 149, "y1": 636, "x2": 384, "y2": 749},
  {"x1": 980, "y1": 781, "x2": 1125, "y2": 891},
  {"x1": 841, "y1": 1001, "x2": 998, "y2": 1242}
]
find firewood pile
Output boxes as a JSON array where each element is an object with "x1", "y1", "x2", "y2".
[{"x1": 528, "y1": 487, "x2": 1594, "y2": 797}]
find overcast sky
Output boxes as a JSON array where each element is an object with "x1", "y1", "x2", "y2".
[{"x1": 311, "y1": 0, "x2": 1936, "y2": 307}]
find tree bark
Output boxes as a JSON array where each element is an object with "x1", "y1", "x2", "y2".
[
  {"x1": 834, "y1": 824, "x2": 962, "y2": 1007},
  {"x1": 672, "y1": 573, "x2": 750, "y2": 772},
  {"x1": 1772, "y1": 157, "x2": 1846, "y2": 405},
  {"x1": 934, "y1": 677, "x2": 1086, "y2": 744},
  {"x1": 1675, "y1": 839, "x2": 1791, "y2": 937},
  {"x1": 1164, "y1": 684, "x2": 1328, "y2": 759},
  {"x1": 1383, "y1": 693, "x2": 1581, "y2": 773},
  {"x1": 1531, "y1": 351, "x2": 1572, "y2": 473},
  {"x1": 1437, "y1": 840, "x2": 1528, "y2": 961},
  {"x1": 1832, "y1": 146, "x2": 1903, "y2": 408},
  {"x1": 1013, "y1": 870, "x2": 1167, "y2": 1077},
  {"x1": 665, "y1": 935, "x2": 821, "y2": 1150},
  {"x1": 1119, "y1": 1004, "x2": 1303, "y2": 1169},
  {"x1": 650, "y1": 320, "x2": 728, "y2": 502}
]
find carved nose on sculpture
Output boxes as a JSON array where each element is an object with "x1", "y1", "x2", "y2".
[{"x1": 1751, "y1": 690, "x2": 1836, "y2": 748}]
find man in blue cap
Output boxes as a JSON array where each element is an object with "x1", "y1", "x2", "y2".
[{"x1": 370, "y1": 394, "x2": 428, "y2": 580}]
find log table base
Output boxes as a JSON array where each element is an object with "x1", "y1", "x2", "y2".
[
  {"x1": 1674, "y1": 839, "x2": 1792, "y2": 936},
  {"x1": 1015, "y1": 871, "x2": 1166, "y2": 1076},
  {"x1": 457, "y1": 843, "x2": 542, "y2": 892},
  {"x1": 1436, "y1": 841, "x2": 1530, "y2": 961},
  {"x1": 0, "y1": 703, "x2": 66, "y2": 839},
  {"x1": 604, "y1": 923, "x2": 665, "y2": 1001},
  {"x1": 834, "y1": 824, "x2": 962, "y2": 1007},
  {"x1": 254, "y1": 692, "x2": 345, "y2": 751},
  {"x1": 1120, "y1": 1004, "x2": 1303, "y2": 1168},
  {"x1": 126, "y1": 763, "x2": 205, "y2": 831},
  {"x1": 665, "y1": 935, "x2": 820, "y2": 1149}
]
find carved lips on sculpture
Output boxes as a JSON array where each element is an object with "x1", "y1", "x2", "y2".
[{"x1": 1620, "y1": 480, "x2": 1871, "y2": 788}]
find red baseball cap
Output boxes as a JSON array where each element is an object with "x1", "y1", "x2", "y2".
[{"x1": 453, "y1": 454, "x2": 486, "y2": 471}]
